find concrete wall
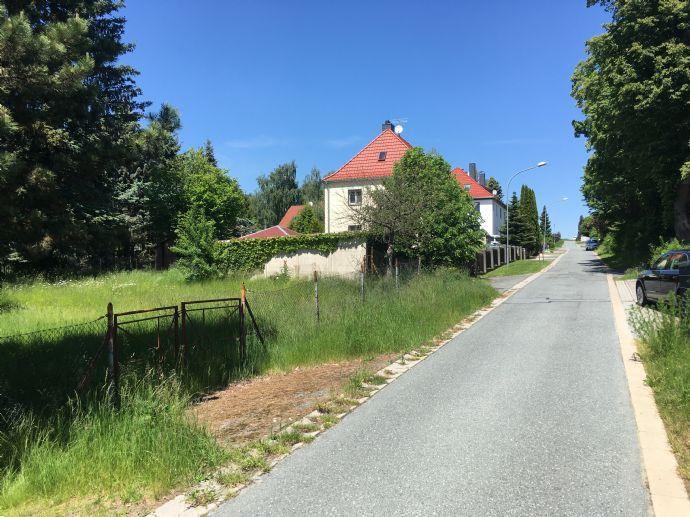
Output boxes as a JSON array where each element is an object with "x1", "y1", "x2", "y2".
[
  {"x1": 324, "y1": 179, "x2": 383, "y2": 233},
  {"x1": 263, "y1": 238, "x2": 366, "y2": 278}
]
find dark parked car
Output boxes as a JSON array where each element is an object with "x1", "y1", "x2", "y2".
[
  {"x1": 585, "y1": 239, "x2": 599, "y2": 251},
  {"x1": 636, "y1": 250, "x2": 690, "y2": 305}
]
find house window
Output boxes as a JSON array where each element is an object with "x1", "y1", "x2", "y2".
[
  {"x1": 464, "y1": 185, "x2": 471, "y2": 191},
  {"x1": 348, "y1": 225, "x2": 362, "y2": 232},
  {"x1": 474, "y1": 202, "x2": 480, "y2": 212},
  {"x1": 378, "y1": 151, "x2": 387, "y2": 161},
  {"x1": 348, "y1": 189, "x2": 362, "y2": 205}
]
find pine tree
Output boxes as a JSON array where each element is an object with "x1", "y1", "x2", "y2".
[
  {"x1": 203, "y1": 139, "x2": 218, "y2": 166},
  {"x1": 540, "y1": 205, "x2": 552, "y2": 250},
  {"x1": 500, "y1": 192, "x2": 531, "y2": 250},
  {"x1": 0, "y1": 2, "x2": 146, "y2": 270},
  {"x1": 519, "y1": 186, "x2": 540, "y2": 254},
  {"x1": 486, "y1": 177, "x2": 503, "y2": 201}
]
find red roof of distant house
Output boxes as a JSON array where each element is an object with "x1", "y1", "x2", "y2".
[
  {"x1": 239, "y1": 225, "x2": 298, "y2": 240},
  {"x1": 323, "y1": 129, "x2": 413, "y2": 182},
  {"x1": 452, "y1": 168, "x2": 496, "y2": 200},
  {"x1": 278, "y1": 205, "x2": 305, "y2": 227}
]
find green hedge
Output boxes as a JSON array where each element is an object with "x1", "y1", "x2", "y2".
[{"x1": 222, "y1": 232, "x2": 362, "y2": 271}]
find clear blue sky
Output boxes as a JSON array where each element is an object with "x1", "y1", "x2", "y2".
[{"x1": 122, "y1": 0, "x2": 609, "y2": 237}]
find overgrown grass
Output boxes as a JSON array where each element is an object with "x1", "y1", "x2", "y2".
[
  {"x1": 483, "y1": 259, "x2": 551, "y2": 278},
  {"x1": 0, "y1": 376, "x2": 227, "y2": 512},
  {"x1": 0, "y1": 267, "x2": 497, "y2": 512},
  {"x1": 630, "y1": 299, "x2": 690, "y2": 490}
]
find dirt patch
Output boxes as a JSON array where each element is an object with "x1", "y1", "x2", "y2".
[{"x1": 193, "y1": 355, "x2": 397, "y2": 445}]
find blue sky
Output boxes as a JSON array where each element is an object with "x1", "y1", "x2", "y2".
[{"x1": 122, "y1": 0, "x2": 609, "y2": 237}]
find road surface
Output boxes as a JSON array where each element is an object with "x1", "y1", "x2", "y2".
[{"x1": 214, "y1": 241, "x2": 649, "y2": 516}]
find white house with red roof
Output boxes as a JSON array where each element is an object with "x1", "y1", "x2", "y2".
[{"x1": 323, "y1": 121, "x2": 506, "y2": 244}]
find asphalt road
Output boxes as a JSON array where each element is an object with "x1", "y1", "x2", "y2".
[{"x1": 214, "y1": 241, "x2": 650, "y2": 516}]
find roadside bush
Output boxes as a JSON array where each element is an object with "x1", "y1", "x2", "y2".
[
  {"x1": 648, "y1": 237, "x2": 690, "y2": 262},
  {"x1": 171, "y1": 208, "x2": 225, "y2": 281},
  {"x1": 630, "y1": 297, "x2": 690, "y2": 358}
]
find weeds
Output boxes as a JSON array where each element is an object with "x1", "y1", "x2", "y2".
[
  {"x1": 629, "y1": 298, "x2": 690, "y2": 488},
  {"x1": 186, "y1": 488, "x2": 216, "y2": 507}
]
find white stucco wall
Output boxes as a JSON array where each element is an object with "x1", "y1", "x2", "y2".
[
  {"x1": 477, "y1": 198, "x2": 506, "y2": 239},
  {"x1": 263, "y1": 238, "x2": 366, "y2": 278},
  {"x1": 324, "y1": 179, "x2": 383, "y2": 234}
]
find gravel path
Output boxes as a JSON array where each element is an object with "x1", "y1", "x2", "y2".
[{"x1": 214, "y1": 241, "x2": 649, "y2": 516}]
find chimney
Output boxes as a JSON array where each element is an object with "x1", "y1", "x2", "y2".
[
  {"x1": 381, "y1": 120, "x2": 394, "y2": 132},
  {"x1": 468, "y1": 163, "x2": 477, "y2": 181},
  {"x1": 478, "y1": 171, "x2": 486, "y2": 186}
]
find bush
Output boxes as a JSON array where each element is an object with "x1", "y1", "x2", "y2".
[
  {"x1": 648, "y1": 237, "x2": 690, "y2": 262},
  {"x1": 288, "y1": 205, "x2": 322, "y2": 234},
  {"x1": 171, "y1": 208, "x2": 225, "y2": 281}
]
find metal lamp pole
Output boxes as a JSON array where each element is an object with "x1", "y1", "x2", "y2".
[{"x1": 505, "y1": 161, "x2": 548, "y2": 265}]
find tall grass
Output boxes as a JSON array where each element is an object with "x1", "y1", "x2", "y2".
[
  {"x1": 630, "y1": 299, "x2": 690, "y2": 487},
  {"x1": 0, "y1": 268, "x2": 496, "y2": 511},
  {"x1": 0, "y1": 375, "x2": 226, "y2": 512}
]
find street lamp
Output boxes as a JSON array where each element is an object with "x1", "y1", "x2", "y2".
[{"x1": 505, "y1": 161, "x2": 548, "y2": 265}]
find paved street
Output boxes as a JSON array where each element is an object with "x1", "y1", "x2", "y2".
[{"x1": 214, "y1": 241, "x2": 649, "y2": 517}]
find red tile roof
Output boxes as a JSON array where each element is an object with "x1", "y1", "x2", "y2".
[
  {"x1": 278, "y1": 205, "x2": 305, "y2": 227},
  {"x1": 323, "y1": 129, "x2": 413, "y2": 182},
  {"x1": 452, "y1": 168, "x2": 496, "y2": 200},
  {"x1": 238, "y1": 225, "x2": 298, "y2": 240}
]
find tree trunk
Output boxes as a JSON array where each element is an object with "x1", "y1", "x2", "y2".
[{"x1": 674, "y1": 182, "x2": 690, "y2": 241}]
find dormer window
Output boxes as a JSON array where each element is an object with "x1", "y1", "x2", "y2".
[
  {"x1": 378, "y1": 151, "x2": 387, "y2": 161},
  {"x1": 464, "y1": 185, "x2": 471, "y2": 191}
]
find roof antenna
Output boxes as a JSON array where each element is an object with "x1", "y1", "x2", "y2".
[{"x1": 392, "y1": 118, "x2": 407, "y2": 135}]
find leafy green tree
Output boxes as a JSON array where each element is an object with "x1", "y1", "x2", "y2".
[
  {"x1": 300, "y1": 167, "x2": 324, "y2": 227},
  {"x1": 572, "y1": 0, "x2": 690, "y2": 259},
  {"x1": 254, "y1": 161, "x2": 301, "y2": 228},
  {"x1": 0, "y1": 1, "x2": 146, "y2": 270},
  {"x1": 486, "y1": 177, "x2": 503, "y2": 201},
  {"x1": 289, "y1": 205, "x2": 322, "y2": 234},
  {"x1": 353, "y1": 148, "x2": 484, "y2": 268},
  {"x1": 178, "y1": 149, "x2": 246, "y2": 239},
  {"x1": 171, "y1": 208, "x2": 224, "y2": 281}
]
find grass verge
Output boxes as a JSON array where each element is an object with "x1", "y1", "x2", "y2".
[
  {"x1": 0, "y1": 268, "x2": 497, "y2": 513},
  {"x1": 483, "y1": 259, "x2": 551, "y2": 278},
  {"x1": 630, "y1": 300, "x2": 690, "y2": 491}
]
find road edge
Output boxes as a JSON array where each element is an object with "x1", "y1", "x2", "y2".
[
  {"x1": 151, "y1": 251, "x2": 568, "y2": 516},
  {"x1": 606, "y1": 274, "x2": 690, "y2": 516}
]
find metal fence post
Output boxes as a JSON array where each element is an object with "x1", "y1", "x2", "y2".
[
  {"x1": 173, "y1": 305, "x2": 179, "y2": 365},
  {"x1": 395, "y1": 259, "x2": 399, "y2": 289},
  {"x1": 360, "y1": 261, "x2": 365, "y2": 302},
  {"x1": 239, "y1": 283, "x2": 247, "y2": 362},
  {"x1": 180, "y1": 301, "x2": 187, "y2": 367},
  {"x1": 106, "y1": 302, "x2": 120, "y2": 409},
  {"x1": 313, "y1": 270, "x2": 320, "y2": 323}
]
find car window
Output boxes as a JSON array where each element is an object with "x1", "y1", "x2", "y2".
[
  {"x1": 652, "y1": 255, "x2": 669, "y2": 270},
  {"x1": 669, "y1": 252, "x2": 690, "y2": 269}
]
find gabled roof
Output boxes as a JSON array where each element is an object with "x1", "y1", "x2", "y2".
[
  {"x1": 452, "y1": 168, "x2": 497, "y2": 200},
  {"x1": 238, "y1": 225, "x2": 298, "y2": 240},
  {"x1": 323, "y1": 129, "x2": 413, "y2": 182},
  {"x1": 279, "y1": 205, "x2": 305, "y2": 227}
]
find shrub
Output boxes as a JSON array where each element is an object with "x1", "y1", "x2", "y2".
[
  {"x1": 288, "y1": 205, "x2": 322, "y2": 234},
  {"x1": 171, "y1": 208, "x2": 225, "y2": 281},
  {"x1": 649, "y1": 237, "x2": 690, "y2": 262}
]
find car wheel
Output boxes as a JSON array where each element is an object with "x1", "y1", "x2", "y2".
[{"x1": 636, "y1": 283, "x2": 647, "y2": 306}]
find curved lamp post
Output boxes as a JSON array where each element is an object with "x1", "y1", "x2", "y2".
[{"x1": 505, "y1": 161, "x2": 548, "y2": 265}]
